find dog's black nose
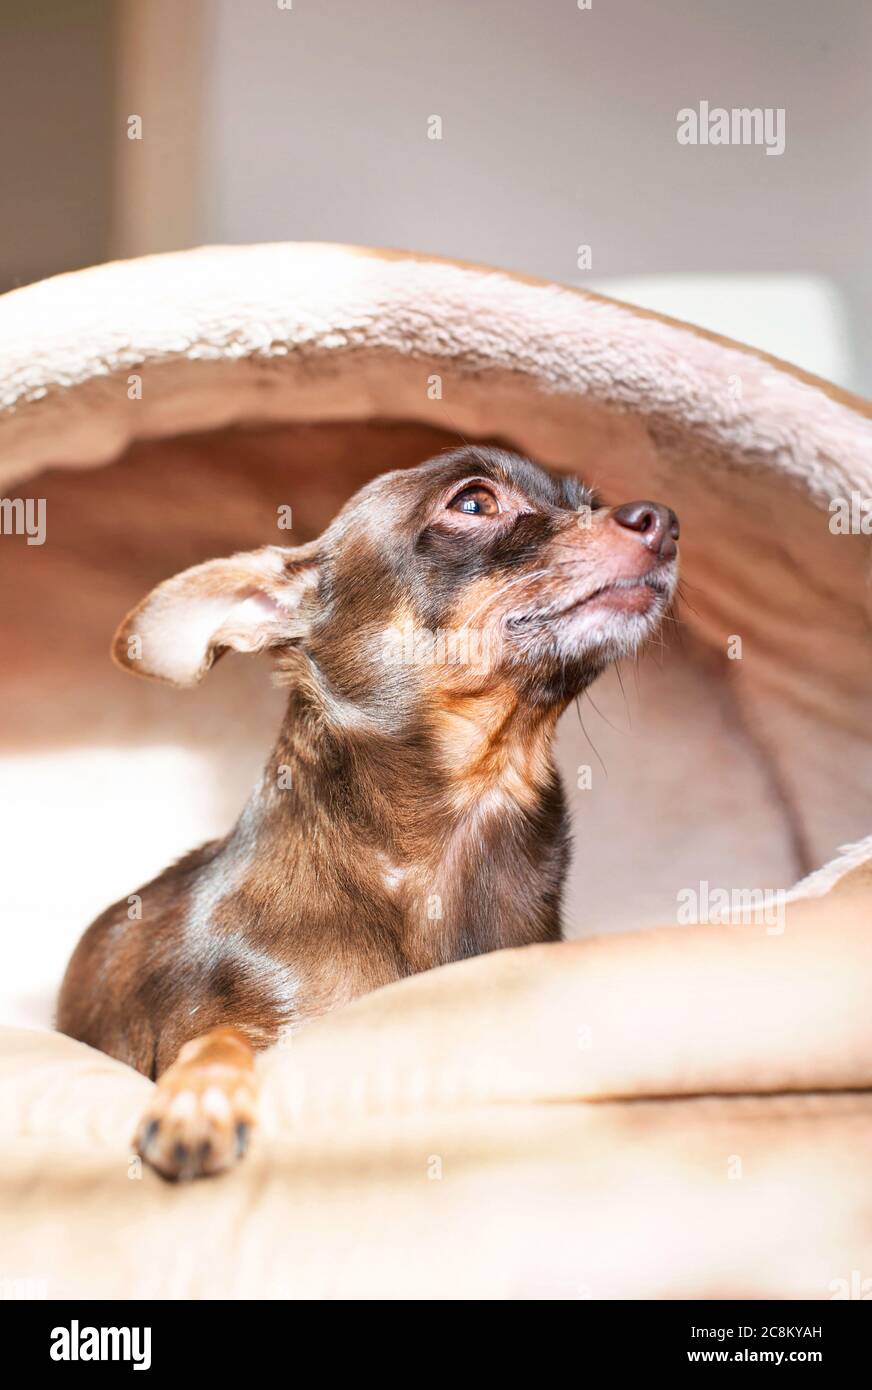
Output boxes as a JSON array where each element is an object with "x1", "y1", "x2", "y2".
[{"x1": 612, "y1": 500, "x2": 680, "y2": 561}]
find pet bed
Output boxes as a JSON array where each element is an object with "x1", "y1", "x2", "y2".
[{"x1": 0, "y1": 243, "x2": 870, "y2": 1299}]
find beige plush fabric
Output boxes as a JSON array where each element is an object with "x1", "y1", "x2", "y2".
[
  {"x1": 3, "y1": 887, "x2": 872, "y2": 1299},
  {"x1": 1, "y1": 243, "x2": 871, "y2": 1297}
]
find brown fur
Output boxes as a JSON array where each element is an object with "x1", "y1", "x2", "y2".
[{"x1": 57, "y1": 445, "x2": 678, "y2": 1179}]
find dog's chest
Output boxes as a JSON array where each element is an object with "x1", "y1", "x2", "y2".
[{"x1": 377, "y1": 793, "x2": 566, "y2": 967}]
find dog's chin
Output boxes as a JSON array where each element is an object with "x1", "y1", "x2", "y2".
[
  {"x1": 498, "y1": 584, "x2": 671, "y2": 706},
  {"x1": 577, "y1": 572, "x2": 667, "y2": 623},
  {"x1": 572, "y1": 582, "x2": 670, "y2": 655}
]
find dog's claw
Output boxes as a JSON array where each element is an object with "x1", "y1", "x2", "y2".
[{"x1": 138, "y1": 1118, "x2": 159, "y2": 1156}]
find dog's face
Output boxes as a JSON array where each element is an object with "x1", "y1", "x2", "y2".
[{"x1": 114, "y1": 447, "x2": 678, "y2": 726}]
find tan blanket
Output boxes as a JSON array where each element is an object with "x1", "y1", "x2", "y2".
[{"x1": 3, "y1": 883, "x2": 870, "y2": 1300}]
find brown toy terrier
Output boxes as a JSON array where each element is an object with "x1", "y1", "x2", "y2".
[{"x1": 58, "y1": 446, "x2": 679, "y2": 1180}]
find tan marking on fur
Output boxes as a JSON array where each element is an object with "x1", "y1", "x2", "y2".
[{"x1": 432, "y1": 688, "x2": 561, "y2": 813}]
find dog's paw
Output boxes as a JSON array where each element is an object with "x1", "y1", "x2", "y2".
[{"x1": 134, "y1": 1066, "x2": 257, "y2": 1182}]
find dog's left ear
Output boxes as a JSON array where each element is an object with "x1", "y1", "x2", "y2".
[{"x1": 112, "y1": 544, "x2": 320, "y2": 687}]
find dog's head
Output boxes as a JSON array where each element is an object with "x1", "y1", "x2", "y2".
[{"x1": 114, "y1": 446, "x2": 678, "y2": 726}]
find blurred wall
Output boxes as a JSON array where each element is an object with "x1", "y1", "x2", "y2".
[
  {"x1": 200, "y1": 0, "x2": 872, "y2": 393},
  {"x1": 0, "y1": 0, "x2": 114, "y2": 292},
  {"x1": 1, "y1": 0, "x2": 870, "y2": 390},
  {"x1": 198, "y1": 0, "x2": 872, "y2": 390},
  {"x1": 205, "y1": 0, "x2": 870, "y2": 278}
]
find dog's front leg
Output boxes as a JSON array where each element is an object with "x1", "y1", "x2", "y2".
[{"x1": 134, "y1": 1028, "x2": 258, "y2": 1181}]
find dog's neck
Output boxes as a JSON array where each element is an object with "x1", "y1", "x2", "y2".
[
  {"x1": 225, "y1": 672, "x2": 570, "y2": 968},
  {"x1": 271, "y1": 675, "x2": 562, "y2": 838}
]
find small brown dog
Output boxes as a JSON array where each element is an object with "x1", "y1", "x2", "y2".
[{"x1": 58, "y1": 446, "x2": 678, "y2": 1179}]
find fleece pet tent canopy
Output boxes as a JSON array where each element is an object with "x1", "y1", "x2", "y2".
[{"x1": 1, "y1": 243, "x2": 871, "y2": 1299}]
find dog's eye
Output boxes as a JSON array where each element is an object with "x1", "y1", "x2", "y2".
[{"x1": 447, "y1": 486, "x2": 500, "y2": 517}]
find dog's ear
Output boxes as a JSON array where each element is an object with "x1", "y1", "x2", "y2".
[{"x1": 112, "y1": 544, "x2": 320, "y2": 686}]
